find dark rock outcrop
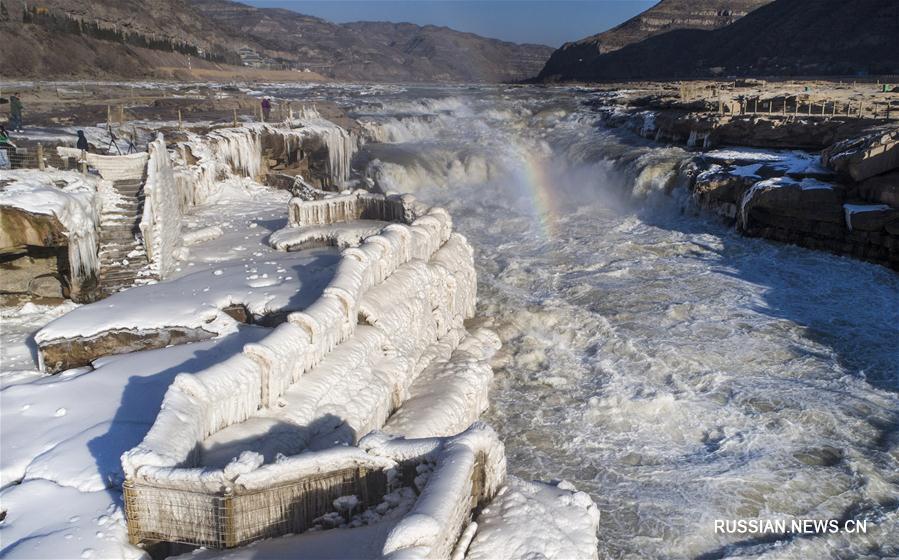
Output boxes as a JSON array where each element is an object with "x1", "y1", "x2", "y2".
[
  {"x1": 539, "y1": 0, "x2": 899, "y2": 81},
  {"x1": 822, "y1": 130, "x2": 899, "y2": 182},
  {"x1": 38, "y1": 326, "x2": 216, "y2": 373},
  {"x1": 857, "y1": 172, "x2": 899, "y2": 207},
  {"x1": 539, "y1": 0, "x2": 770, "y2": 81}
]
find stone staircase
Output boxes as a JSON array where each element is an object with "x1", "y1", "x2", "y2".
[{"x1": 98, "y1": 178, "x2": 155, "y2": 295}]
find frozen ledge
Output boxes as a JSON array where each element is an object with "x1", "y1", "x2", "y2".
[{"x1": 118, "y1": 181, "x2": 513, "y2": 554}]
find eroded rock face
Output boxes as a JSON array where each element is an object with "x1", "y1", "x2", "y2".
[
  {"x1": 845, "y1": 206, "x2": 899, "y2": 232},
  {"x1": 822, "y1": 130, "x2": 899, "y2": 182},
  {"x1": 693, "y1": 171, "x2": 756, "y2": 204},
  {"x1": 39, "y1": 327, "x2": 217, "y2": 374},
  {"x1": 0, "y1": 206, "x2": 68, "y2": 250},
  {"x1": 611, "y1": 109, "x2": 873, "y2": 151},
  {"x1": 857, "y1": 170, "x2": 899, "y2": 207},
  {"x1": 0, "y1": 208, "x2": 74, "y2": 300},
  {"x1": 742, "y1": 180, "x2": 846, "y2": 225},
  {"x1": 0, "y1": 252, "x2": 66, "y2": 297}
]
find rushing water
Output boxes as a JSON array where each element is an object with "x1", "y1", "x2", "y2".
[{"x1": 269, "y1": 85, "x2": 899, "y2": 559}]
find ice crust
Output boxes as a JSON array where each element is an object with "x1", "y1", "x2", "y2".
[{"x1": 0, "y1": 170, "x2": 100, "y2": 281}]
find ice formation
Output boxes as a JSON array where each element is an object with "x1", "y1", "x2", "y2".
[
  {"x1": 141, "y1": 134, "x2": 184, "y2": 277},
  {"x1": 117, "y1": 184, "x2": 519, "y2": 555},
  {"x1": 0, "y1": 170, "x2": 100, "y2": 282}
]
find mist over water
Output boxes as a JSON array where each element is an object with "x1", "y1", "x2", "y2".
[{"x1": 271, "y1": 85, "x2": 899, "y2": 559}]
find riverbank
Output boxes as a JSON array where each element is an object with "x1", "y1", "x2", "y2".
[
  {"x1": 0, "y1": 97, "x2": 601, "y2": 559},
  {"x1": 588, "y1": 80, "x2": 899, "y2": 269}
]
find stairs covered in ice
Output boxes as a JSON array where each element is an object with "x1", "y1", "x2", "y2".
[{"x1": 97, "y1": 178, "x2": 153, "y2": 295}]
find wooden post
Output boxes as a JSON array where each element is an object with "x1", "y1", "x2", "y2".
[
  {"x1": 858, "y1": 103, "x2": 863, "y2": 119},
  {"x1": 846, "y1": 102, "x2": 850, "y2": 117},
  {"x1": 178, "y1": 109, "x2": 183, "y2": 130},
  {"x1": 222, "y1": 491, "x2": 236, "y2": 548},
  {"x1": 107, "y1": 105, "x2": 111, "y2": 127},
  {"x1": 123, "y1": 480, "x2": 141, "y2": 546},
  {"x1": 80, "y1": 151, "x2": 88, "y2": 175},
  {"x1": 233, "y1": 108, "x2": 238, "y2": 127},
  {"x1": 37, "y1": 143, "x2": 44, "y2": 171},
  {"x1": 753, "y1": 98, "x2": 758, "y2": 113}
]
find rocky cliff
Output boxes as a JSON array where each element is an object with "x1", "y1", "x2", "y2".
[
  {"x1": 538, "y1": 0, "x2": 771, "y2": 82},
  {"x1": 538, "y1": 0, "x2": 899, "y2": 81}
]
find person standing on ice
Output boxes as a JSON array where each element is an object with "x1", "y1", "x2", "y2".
[
  {"x1": 261, "y1": 97, "x2": 271, "y2": 122},
  {"x1": 9, "y1": 93, "x2": 23, "y2": 132},
  {"x1": 76, "y1": 130, "x2": 89, "y2": 151}
]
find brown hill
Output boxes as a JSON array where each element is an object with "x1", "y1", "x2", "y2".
[
  {"x1": 187, "y1": 0, "x2": 553, "y2": 83},
  {"x1": 0, "y1": 0, "x2": 552, "y2": 83},
  {"x1": 538, "y1": 0, "x2": 771, "y2": 82}
]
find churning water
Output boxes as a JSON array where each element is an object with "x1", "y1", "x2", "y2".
[{"x1": 271, "y1": 85, "x2": 899, "y2": 559}]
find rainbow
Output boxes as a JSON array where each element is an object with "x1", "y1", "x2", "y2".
[{"x1": 515, "y1": 145, "x2": 562, "y2": 240}]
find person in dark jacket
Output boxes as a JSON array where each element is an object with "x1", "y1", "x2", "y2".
[
  {"x1": 9, "y1": 93, "x2": 23, "y2": 132},
  {"x1": 261, "y1": 97, "x2": 271, "y2": 122},
  {"x1": 76, "y1": 130, "x2": 89, "y2": 150}
]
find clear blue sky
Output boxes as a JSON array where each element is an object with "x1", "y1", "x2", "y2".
[{"x1": 242, "y1": 1, "x2": 656, "y2": 47}]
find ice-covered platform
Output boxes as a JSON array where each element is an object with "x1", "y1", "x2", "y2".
[{"x1": 118, "y1": 186, "x2": 494, "y2": 552}]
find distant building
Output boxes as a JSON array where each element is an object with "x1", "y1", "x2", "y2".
[{"x1": 238, "y1": 46, "x2": 266, "y2": 68}]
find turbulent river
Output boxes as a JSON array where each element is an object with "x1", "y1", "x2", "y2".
[{"x1": 269, "y1": 84, "x2": 899, "y2": 559}]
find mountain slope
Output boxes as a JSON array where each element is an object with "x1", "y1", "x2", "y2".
[
  {"x1": 0, "y1": 0, "x2": 552, "y2": 82},
  {"x1": 187, "y1": 0, "x2": 553, "y2": 83},
  {"x1": 538, "y1": 0, "x2": 771, "y2": 82},
  {"x1": 538, "y1": 0, "x2": 899, "y2": 82}
]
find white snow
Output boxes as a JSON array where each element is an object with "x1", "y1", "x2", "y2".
[
  {"x1": 0, "y1": 301, "x2": 79, "y2": 388},
  {"x1": 269, "y1": 220, "x2": 387, "y2": 251},
  {"x1": 704, "y1": 147, "x2": 831, "y2": 176},
  {"x1": 0, "y1": 479, "x2": 145, "y2": 560},
  {"x1": 182, "y1": 225, "x2": 224, "y2": 246},
  {"x1": 464, "y1": 477, "x2": 600, "y2": 560},
  {"x1": 35, "y1": 249, "x2": 340, "y2": 346}
]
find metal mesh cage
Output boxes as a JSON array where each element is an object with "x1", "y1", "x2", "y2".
[{"x1": 124, "y1": 466, "x2": 388, "y2": 549}]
